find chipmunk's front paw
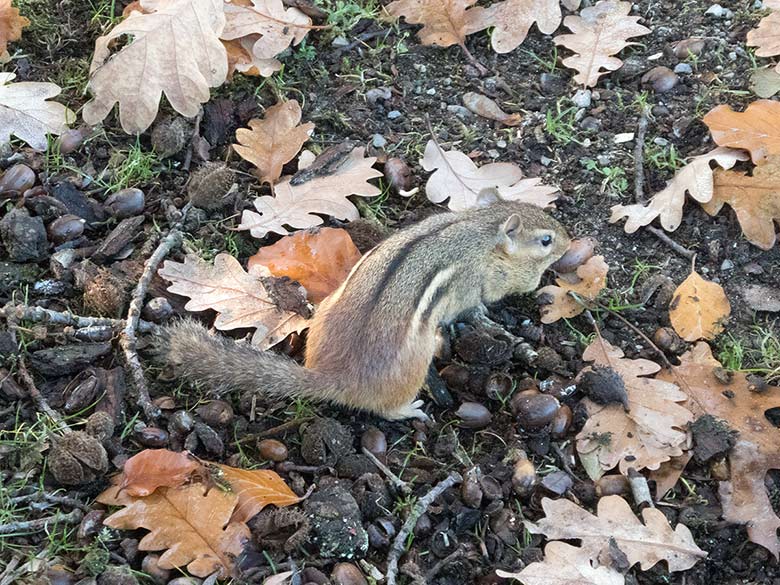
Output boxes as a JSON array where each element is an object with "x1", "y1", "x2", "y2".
[{"x1": 385, "y1": 399, "x2": 430, "y2": 422}]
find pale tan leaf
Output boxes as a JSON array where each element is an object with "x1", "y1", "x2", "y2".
[
  {"x1": 747, "y1": 11, "x2": 780, "y2": 74},
  {"x1": 0, "y1": 0, "x2": 29, "y2": 59},
  {"x1": 158, "y1": 253, "x2": 309, "y2": 349},
  {"x1": 553, "y1": 0, "x2": 650, "y2": 87},
  {"x1": 420, "y1": 139, "x2": 558, "y2": 210},
  {"x1": 609, "y1": 147, "x2": 749, "y2": 233},
  {"x1": 536, "y1": 255, "x2": 608, "y2": 323},
  {"x1": 701, "y1": 159, "x2": 780, "y2": 250},
  {"x1": 496, "y1": 541, "x2": 624, "y2": 585},
  {"x1": 224, "y1": 36, "x2": 282, "y2": 78},
  {"x1": 83, "y1": 0, "x2": 227, "y2": 134},
  {"x1": 576, "y1": 338, "x2": 693, "y2": 475},
  {"x1": 0, "y1": 73, "x2": 74, "y2": 151},
  {"x1": 669, "y1": 269, "x2": 731, "y2": 341},
  {"x1": 262, "y1": 572, "x2": 293, "y2": 585},
  {"x1": 221, "y1": 0, "x2": 311, "y2": 60},
  {"x1": 218, "y1": 464, "x2": 302, "y2": 523},
  {"x1": 751, "y1": 67, "x2": 780, "y2": 97},
  {"x1": 233, "y1": 100, "x2": 314, "y2": 184},
  {"x1": 464, "y1": 0, "x2": 562, "y2": 54},
  {"x1": 527, "y1": 495, "x2": 706, "y2": 571},
  {"x1": 703, "y1": 100, "x2": 780, "y2": 164},
  {"x1": 384, "y1": 0, "x2": 476, "y2": 47},
  {"x1": 238, "y1": 147, "x2": 383, "y2": 238},
  {"x1": 102, "y1": 484, "x2": 249, "y2": 578},
  {"x1": 660, "y1": 343, "x2": 780, "y2": 558}
]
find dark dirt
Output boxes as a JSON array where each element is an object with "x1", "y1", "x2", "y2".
[{"x1": 1, "y1": 0, "x2": 780, "y2": 584}]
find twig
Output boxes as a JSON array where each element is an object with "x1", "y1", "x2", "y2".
[
  {"x1": 646, "y1": 226, "x2": 695, "y2": 259},
  {"x1": 183, "y1": 108, "x2": 204, "y2": 172},
  {"x1": 0, "y1": 508, "x2": 82, "y2": 535},
  {"x1": 362, "y1": 447, "x2": 411, "y2": 496},
  {"x1": 458, "y1": 42, "x2": 489, "y2": 76},
  {"x1": 386, "y1": 472, "x2": 462, "y2": 585},
  {"x1": 120, "y1": 228, "x2": 182, "y2": 421},
  {"x1": 254, "y1": 417, "x2": 312, "y2": 439},
  {"x1": 551, "y1": 442, "x2": 581, "y2": 481},
  {"x1": 0, "y1": 556, "x2": 21, "y2": 585},
  {"x1": 0, "y1": 303, "x2": 158, "y2": 334},
  {"x1": 594, "y1": 301, "x2": 674, "y2": 370},
  {"x1": 424, "y1": 546, "x2": 470, "y2": 581},
  {"x1": 628, "y1": 468, "x2": 653, "y2": 509}
]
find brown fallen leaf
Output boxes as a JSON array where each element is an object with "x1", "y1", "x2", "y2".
[
  {"x1": 609, "y1": 147, "x2": 749, "y2": 233},
  {"x1": 233, "y1": 100, "x2": 315, "y2": 184},
  {"x1": 536, "y1": 255, "x2": 608, "y2": 323},
  {"x1": 0, "y1": 0, "x2": 29, "y2": 60},
  {"x1": 554, "y1": 0, "x2": 651, "y2": 87},
  {"x1": 669, "y1": 269, "x2": 731, "y2": 341},
  {"x1": 83, "y1": 0, "x2": 228, "y2": 134},
  {"x1": 660, "y1": 343, "x2": 780, "y2": 558},
  {"x1": 701, "y1": 158, "x2": 780, "y2": 250},
  {"x1": 158, "y1": 253, "x2": 310, "y2": 349},
  {"x1": 461, "y1": 92, "x2": 521, "y2": 125},
  {"x1": 238, "y1": 147, "x2": 383, "y2": 238},
  {"x1": 703, "y1": 100, "x2": 780, "y2": 164},
  {"x1": 248, "y1": 227, "x2": 361, "y2": 304},
  {"x1": 464, "y1": 0, "x2": 562, "y2": 54},
  {"x1": 218, "y1": 464, "x2": 303, "y2": 523},
  {"x1": 576, "y1": 337, "x2": 693, "y2": 476},
  {"x1": 497, "y1": 541, "x2": 624, "y2": 585},
  {"x1": 385, "y1": 0, "x2": 475, "y2": 47},
  {"x1": 98, "y1": 483, "x2": 249, "y2": 578},
  {"x1": 224, "y1": 36, "x2": 282, "y2": 78},
  {"x1": 120, "y1": 449, "x2": 202, "y2": 496},
  {"x1": 527, "y1": 495, "x2": 706, "y2": 571},
  {"x1": 420, "y1": 139, "x2": 559, "y2": 210},
  {"x1": 747, "y1": 11, "x2": 780, "y2": 74},
  {"x1": 0, "y1": 73, "x2": 75, "y2": 151}
]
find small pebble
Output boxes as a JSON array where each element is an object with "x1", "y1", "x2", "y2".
[
  {"x1": 371, "y1": 134, "x2": 387, "y2": 148},
  {"x1": 705, "y1": 3, "x2": 725, "y2": 16},
  {"x1": 413, "y1": 63, "x2": 427, "y2": 73},
  {"x1": 580, "y1": 116, "x2": 600, "y2": 131},
  {"x1": 496, "y1": 139, "x2": 507, "y2": 148},
  {"x1": 721, "y1": 259, "x2": 734, "y2": 271},
  {"x1": 743, "y1": 262, "x2": 763, "y2": 275},
  {"x1": 653, "y1": 137, "x2": 669, "y2": 146},
  {"x1": 331, "y1": 36, "x2": 349, "y2": 48},
  {"x1": 572, "y1": 88, "x2": 592, "y2": 108},
  {"x1": 365, "y1": 87, "x2": 391, "y2": 105},
  {"x1": 674, "y1": 63, "x2": 693, "y2": 74},
  {"x1": 487, "y1": 149, "x2": 500, "y2": 159},
  {"x1": 387, "y1": 110, "x2": 402, "y2": 120},
  {"x1": 446, "y1": 104, "x2": 472, "y2": 120},
  {"x1": 425, "y1": 88, "x2": 436, "y2": 95}
]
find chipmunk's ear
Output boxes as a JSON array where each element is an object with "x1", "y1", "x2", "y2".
[
  {"x1": 476, "y1": 187, "x2": 501, "y2": 207},
  {"x1": 497, "y1": 213, "x2": 522, "y2": 254}
]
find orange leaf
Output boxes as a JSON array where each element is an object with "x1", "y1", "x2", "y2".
[
  {"x1": 0, "y1": 0, "x2": 28, "y2": 59},
  {"x1": 536, "y1": 255, "x2": 608, "y2": 323},
  {"x1": 218, "y1": 464, "x2": 302, "y2": 523},
  {"x1": 669, "y1": 269, "x2": 730, "y2": 341},
  {"x1": 703, "y1": 100, "x2": 780, "y2": 164},
  {"x1": 119, "y1": 449, "x2": 202, "y2": 497},
  {"x1": 385, "y1": 0, "x2": 476, "y2": 48},
  {"x1": 248, "y1": 228, "x2": 361, "y2": 304}
]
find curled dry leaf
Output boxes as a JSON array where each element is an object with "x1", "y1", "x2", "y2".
[
  {"x1": 576, "y1": 338, "x2": 693, "y2": 476},
  {"x1": 233, "y1": 100, "x2": 315, "y2": 184},
  {"x1": 701, "y1": 157, "x2": 780, "y2": 250},
  {"x1": 238, "y1": 147, "x2": 383, "y2": 238},
  {"x1": 609, "y1": 147, "x2": 749, "y2": 233},
  {"x1": 224, "y1": 36, "x2": 282, "y2": 78},
  {"x1": 554, "y1": 0, "x2": 651, "y2": 87},
  {"x1": 0, "y1": 0, "x2": 29, "y2": 60},
  {"x1": 669, "y1": 269, "x2": 731, "y2": 341},
  {"x1": 248, "y1": 227, "x2": 361, "y2": 304},
  {"x1": 0, "y1": 73, "x2": 74, "y2": 150},
  {"x1": 527, "y1": 495, "x2": 706, "y2": 571},
  {"x1": 747, "y1": 11, "x2": 780, "y2": 74},
  {"x1": 461, "y1": 92, "x2": 521, "y2": 125},
  {"x1": 384, "y1": 0, "x2": 475, "y2": 47},
  {"x1": 497, "y1": 541, "x2": 624, "y2": 585},
  {"x1": 218, "y1": 464, "x2": 302, "y2": 523},
  {"x1": 83, "y1": 0, "x2": 227, "y2": 134},
  {"x1": 120, "y1": 449, "x2": 201, "y2": 496},
  {"x1": 536, "y1": 255, "x2": 608, "y2": 323},
  {"x1": 464, "y1": 0, "x2": 562, "y2": 54},
  {"x1": 97, "y1": 483, "x2": 249, "y2": 578},
  {"x1": 703, "y1": 100, "x2": 780, "y2": 164},
  {"x1": 420, "y1": 139, "x2": 559, "y2": 210},
  {"x1": 659, "y1": 343, "x2": 780, "y2": 558},
  {"x1": 158, "y1": 253, "x2": 309, "y2": 349}
]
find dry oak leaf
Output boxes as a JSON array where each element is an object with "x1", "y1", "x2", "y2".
[
  {"x1": 83, "y1": 0, "x2": 227, "y2": 134},
  {"x1": 527, "y1": 495, "x2": 706, "y2": 571},
  {"x1": 248, "y1": 227, "x2": 361, "y2": 304},
  {"x1": 701, "y1": 159, "x2": 780, "y2": 250},
  {"x1": 464, "y1": 0, "x2": 563, "y2": 54},
  {"x1": 553, "y1": 0, "x2": 650, "y2": 87},
  {"x1": 659, "y1": 343, "x2": 780, "y2": 558},
  {"x1": 609, "y1": 147, "x2": 749, "y2": 233},
  {"x1": 238, "y1": 147, "x2": 383, "y2": 238},
  {"x1": 669, "y1": 269, "x2": 731, "y2": 341},
  {"x1": 119, "y1": 449, "x2": 202, "y2": 497},
  {"x1": 0, "y1": 73, "x2": 74, "y2": 151},
  {"x1": 97, "y1": 483, "x2": 249, "y2": 578},
  {"x1": 218, "y1": 464, "x2": 303, "y2": 524},
  {"x1": 497, "y1": 541, "x2": 624, "y2": 585},
  {"x1": 747, "y1": 11, "x2": 780, "y2": 74},
  {"x1": 536, "y1": 255, "x2": 608, "y2": 323},
  {"x1": 420, "y1": 139, "x2": 559, "y2": 211},
  {"x1": 158, "y1": 253, "x2": 309, "y2": 350},
  {"x1": 751, "y1": 67, "x2": 780, "y2": 98},
  {"x1": 384, "y1": 0, "x2": 476, "y2": 47},
  {"x1": 0, "y1": 0, "x2": 29, "y2": 60},
  {"x1": 224, "y1": 36, "x2": 282, "y2": 78},
  {"x1": 234, "y1": 100, "x2": 314, "y2": 184},
  {"x1": 576, "y1": 338, "x2": 693, "y2": 476},
  {"x1": 703, "y1": 100, "x2": 780, "y2": 164}
]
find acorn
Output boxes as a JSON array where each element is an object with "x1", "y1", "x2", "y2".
[
  {"x1": 641, "y1": 66, "x2": 679, "y2": 93},
  {"x1": 484, "y1": 372, "x2": 513, "y2": 401},
  {"x1": 187, "y1": 162, "x2": 235, "y2": 210},
  {"x1": 512, "y1": 452, "x2": 537, "y2": 497},
  {"x1": 439, "y1": 363, "x2": 470, "y2": 390},
  {"x1": 257, "y1": 439, "x2": 288, "y2": 462},
  {"x1": 461, "y1": 469, "x2": 483, "y2": 508},
  {"x1": 141, "y1": 297, "x2": 173, "y2": 323},
  {"x1": 511, "y1": 389, "x2": 560, "y2": 430},
  {"x1": 653, "y1": 326, "x2": 685, "y2": 354},
  {"x1": 550, "y1": 404, "x2": 572, "y2": 438},
  {"x1": 383, "y1": 157, "x2": 413, "y2": 193},
  {"x1": 105, "y1": 188, "x2": 145, "y2": 218},
  {"x1": 456, "y1": 401, "x2": 492, "y2": 428},
  {"x1": 48, "y1": 214, "x2": 85, "y2": 244},
  {"x1": 195, "y1": 399, "x2": 234, "y2": 426},
  {"x1": 151, "y1": 117, "x2": 189, "y2": 159},
  {"x1": 596, "y1": 474, "x2": 630, "y2": 497},
  {"x1": 331, "y1": 563, "x2": 367, "y2": 585},
  {"x1": 135, "y1": 426, "x2": 169, "y2": 447},
  {"x1": 360, "y1": 427, "x2": 387, "y2": 459},
  {"x1": 0, "y1": 164, "x2": 35, "y2": 194},
  {"x1": 57, "y1": 129, "x2": 86, "y2": 154},
  {"x1": 551, "y1": 237, "x2": 595, "y2": 273}
]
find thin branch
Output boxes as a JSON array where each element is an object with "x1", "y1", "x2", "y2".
[
  {"x1": 0, "y1": 508, "x2": 82, "y2": 535},
  {"x1": 362, "y1": 447, "x2": 411, "y2": 496},
  {"x1": 0, "y1": 303, "x2": 158, "y2": 334}
]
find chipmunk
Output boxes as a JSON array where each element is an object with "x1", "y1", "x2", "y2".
[{"x1": 164, "y1": 201, "x2": 571, "y2": 421}]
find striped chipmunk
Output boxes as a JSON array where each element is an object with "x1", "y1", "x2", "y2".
[{"x1": 164, "y1": 199, "x2": 571, "y2": 421}]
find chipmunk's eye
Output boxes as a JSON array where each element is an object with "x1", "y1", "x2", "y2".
[{"x1": 540, "y1": 234, "x2": 553, "y2": 247}]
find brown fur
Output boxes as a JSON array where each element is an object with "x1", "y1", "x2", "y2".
[{"x1": 164, "y1": 202, "x2": 570, "y2": 420}]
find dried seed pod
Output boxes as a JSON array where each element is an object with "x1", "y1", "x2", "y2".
[
  {"x1": 105, "y1": 188, "x2": 145, "y2": 218},
  {"x1": 187, "y1": 162, "x2": 235, "y2": 210},
  {"x1": 512, "y1": 390, "x2": 560, "y2": 430},
  {"x1": 456, "y1": 401, "x2": 492, "y2": 428},
  {"x1": 257, "y1": 438, "x2": 288, "y2": 462},
  {"x1": 360, "y1": 427, "x2": 387, "y2": 459},
  {"x1": 48, "y1": 214, "x2": 85, "y2": 244},
  {"x1": 49, "y1": 431, "x2": 108, "y2": 485},
  {"x1": 439, "y1": 363, "x2": 470, "y2": 390},
  {"x1": 641, "y1": 66, "x2": 679, "y2": 93},
  {"x1": 578, "y1": 366, "x2": 629, "y2": 411},
  {"x1": 512, "y1": 453, "x2": 537, "y2": 497},
  {"x1": 484, "y1": 372, "x2": 513, "y2": 401},
  {"x1": 709, "y1": 457, "x2": 729, "y2": 481},
  {"x1": 653, "y1": 326, "x2": 685, "y2": 354},
  {"x1": 85, "y1": 411, "x2": 116, "y2": 442},
  {"x1": 595, "y1": 474, "x2": 630, "y2": 497},
  {"x1": 550, "y1": 404, "x2": 572, "y2": 438},
  {"x1": 550, "y1": 237, "x2": 595, "y2": 273},
  {"x1": 82, "y1": 268, "x2": 126, "y2": 317},
  {"x1": 0, "y1": 164, "x2": 35, "y2": 194},
  {"x1": 151, "y1": 117, "x2": 189, "y2": 159}
]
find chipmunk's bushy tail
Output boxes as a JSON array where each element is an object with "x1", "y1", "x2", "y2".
[{"x1": 161, "y1": 320, "x2": 341, "y2": 402}]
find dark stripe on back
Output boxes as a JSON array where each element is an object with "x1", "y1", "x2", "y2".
[{"x1": 419, "y1": 274, "x2": 454, "y2": 327}]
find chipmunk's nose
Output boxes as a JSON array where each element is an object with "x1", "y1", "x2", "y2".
[{"x1": 550, "y1": 238, "x2": 596, "y2": 273}]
